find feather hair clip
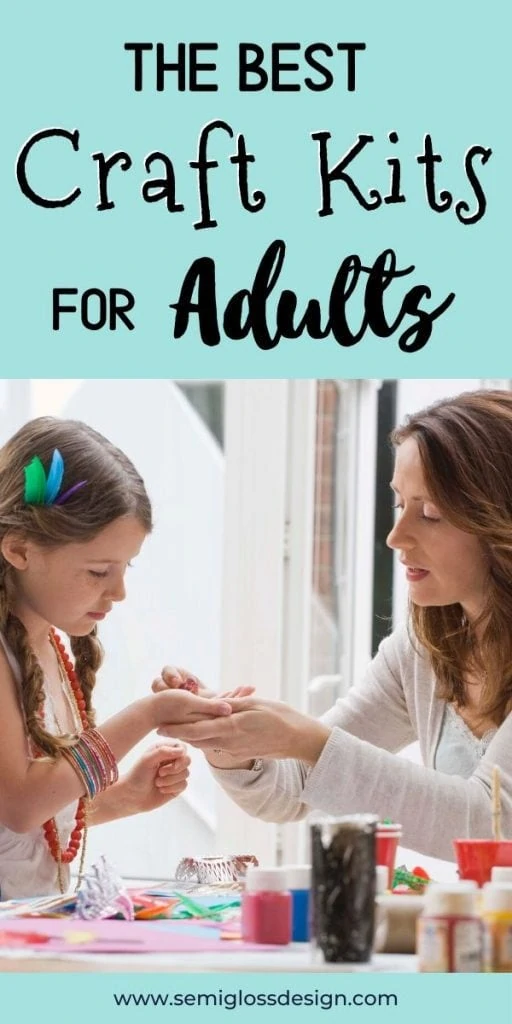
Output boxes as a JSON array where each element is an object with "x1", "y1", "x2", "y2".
[{"x1": 23, "y1": 449, "x2": 87, "y2": 506}]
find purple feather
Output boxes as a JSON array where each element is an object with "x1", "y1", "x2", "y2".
[{"x1": 54, "y1": 480, "x2": 87, "y2": 505}]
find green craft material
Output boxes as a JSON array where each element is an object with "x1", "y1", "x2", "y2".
[
  {"x1": 170, "y1": 892, "x2": 240, "y2": 921},
  {"x1": 392, "y1": 867, "x2": 430, "y2": 891}
]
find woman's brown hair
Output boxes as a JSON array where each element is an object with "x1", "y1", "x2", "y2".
[
  {"x1": 392, "y1": 389, "x2": 512, "y2": 725},
  {"x1": 0, "y1": 417, "x2": 152, "y2": 757}
]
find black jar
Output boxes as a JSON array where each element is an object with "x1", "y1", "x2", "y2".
[{"x1": 311, "y1": 814, "x2": 378, "y2": 963}]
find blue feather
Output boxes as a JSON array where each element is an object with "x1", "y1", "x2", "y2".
[{"x1": 44, "y1": 449, "x2": 65, "y2": 504}]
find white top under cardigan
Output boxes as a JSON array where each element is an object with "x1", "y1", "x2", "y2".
[
  {"x1": 210, "y1": 623, "x2": 512, "y2": 861},
  {"x1": 0, "y1": 633, "x2": 78, "y2": 900},
  {"x1": 435, "y1": 702, "x2": 496, "y2": 777}
]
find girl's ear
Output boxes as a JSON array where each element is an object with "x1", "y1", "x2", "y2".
[{"x1": 0, "y1": 532, "x2": 30, "y2": 571}]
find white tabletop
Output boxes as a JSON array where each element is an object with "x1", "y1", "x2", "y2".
[{"x1": 0, "y1": 947, "x2": 417, "y2": 973}]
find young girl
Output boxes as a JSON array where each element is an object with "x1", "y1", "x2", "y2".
[
  {"x1": 156, "y1": 389, "x2": 512, "y2": 861},
  {"x1": 0, "y1": 416, "x2": 233, "y2": 899}
]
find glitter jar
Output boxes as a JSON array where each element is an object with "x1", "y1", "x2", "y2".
[
  {"x1": 311, "y1": 813, "x2": 377, "y2": 963},
  {"x1": 241, "y1": 866, "x2": 292, "y2": 945}
]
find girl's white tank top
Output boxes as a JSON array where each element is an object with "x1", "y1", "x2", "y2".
[{"x1": 0, "y1": 632, "x2": 78, "y2": 899}]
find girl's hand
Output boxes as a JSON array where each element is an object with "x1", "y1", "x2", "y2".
[
  {"x1": 157, "y1": 697, "x2": 331, "y2": 766},
  {"x1": 150, "y1": 687, "x2": 233, "y2": 730},
  {"x1": 115, "y1": 744, "x2": 191, "y2": 815},
  {"x1": 152, "y1": 665, "x2": 254, "y2": 700},
  {"x1": 152, "y1": 666, "x2": 211, "y2": 698}
]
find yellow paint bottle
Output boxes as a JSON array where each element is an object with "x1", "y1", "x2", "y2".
[{"x1": 481, "y1": 881, "x2": 512, "y2": 972}]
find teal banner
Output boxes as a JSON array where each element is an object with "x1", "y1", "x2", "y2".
[
  {"x1": 2, "y1": 0, "x2": 509, "y2": 376},
  {"x1": 0, "y1": 971, "x2": 508, "y2": 1022}
]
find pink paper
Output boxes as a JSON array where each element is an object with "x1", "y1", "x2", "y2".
[{"x1": 0, "y1": 917, "x2": 284, "y2": 954}]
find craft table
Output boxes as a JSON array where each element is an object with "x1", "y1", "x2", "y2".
[
  {"x1": 0, "y1": 947, "x2": 417, "y2": 972},
  {"x1": 0, "y1": 877, "x2": 418, "y2": 972}
]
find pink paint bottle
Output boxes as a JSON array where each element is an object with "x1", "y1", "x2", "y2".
[{"x1": 242, "y1": 867, "x2": 292, "y2": 945}]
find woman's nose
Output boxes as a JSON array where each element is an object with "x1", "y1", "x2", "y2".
[
  {"x1": 386, "y1": 521, "x2": 399, "y2": 550},
  {"x1": 386, "y1": 515, "x2": 413, "y2": 551}
]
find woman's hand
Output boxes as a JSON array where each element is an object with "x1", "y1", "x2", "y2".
[
  {"x1": 89, "y1": 744, "x2": 191, "y2": 822},
  {"x1": 151, "y1": 669, "x2": 255, "y2": 770},
  {"x1": 157, "y1": 696, "x2": 331, "y2": 767},
  {"x1": 152, "y1": 665, "x2": 254, "y2": 701}
]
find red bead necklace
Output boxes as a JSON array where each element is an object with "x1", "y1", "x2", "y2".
[{"x1": 40, "y1": 630, "x2": 90, "y2": 882}]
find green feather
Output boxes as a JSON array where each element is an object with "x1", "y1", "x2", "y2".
[{"x1": 24, "y1": 456, "x2": 47, "y2": 504}]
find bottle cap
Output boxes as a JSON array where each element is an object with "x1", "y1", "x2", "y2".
[
  {"x1": 481, "y1": 882, "x2": 512, "y2": 913},
  {"x1": 244, "y1": 866, "x2": 290, "y2": 892},
  {"x1": 284, "y1": 865, "x2": 311, "y2": 890},
  {"x1": 424, "y1": 882, "x2": 478, "y2": 916},
  {"x1": 491, "y1": 866, "x2": 512, "y2": 883}
]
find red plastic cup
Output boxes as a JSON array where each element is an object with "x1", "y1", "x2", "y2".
[
  {"x1": 453, "y1": 839, "x2": 512, "y2": 887},
  {"x1": 376, "y1": 823, "x2": 402, "y2": 889}
]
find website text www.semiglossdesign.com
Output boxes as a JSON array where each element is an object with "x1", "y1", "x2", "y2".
[{"x1": 113, "y1": 987, "x2": 398, "y2": 1010}]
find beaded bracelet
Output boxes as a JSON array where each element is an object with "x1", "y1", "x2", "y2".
[{"x1": 62, "y1": 728, "x2": 119, "y2": 798}]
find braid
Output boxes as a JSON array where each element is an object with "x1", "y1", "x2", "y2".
[
  {"x1": 4, "y1": 616, "x2": 53, "y2": 754},
  {"x1": 0, "y1": 558, "x2": 9, "y2": 627},
  {"x1": 69, "y1": 630, "x2": 103, "y2": 727},
  {"x1": 0, "y1": 556, "x2": 106, "y2": 758},
  {"x1": 0, "y1": 558, "x2": 64, "y2": 757}
]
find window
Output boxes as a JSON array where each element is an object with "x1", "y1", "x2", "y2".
[
  {"x1": 176, "y1": 382, "x2": 224, "y2": 447},
  {"x1": 372, "y1": 381, "x2": 397, "y2": 654},
  {"x1": 310, "y1": 380, "x2": 341, "y2": 679}
]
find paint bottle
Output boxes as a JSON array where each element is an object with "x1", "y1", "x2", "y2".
[
  {"x1": 417, "y1": 883, "x2": 483, "y2": 972},
  {"x1": 284, "y1": 865, "x2": 311, "y2": 942},
  {"x1": 481, "y1": 882, "x2": 512, "y2": 972},
  {"x1": 241, "y1": 866, "x2": 292, "y2": 945},
  {"x1": 311, "y1": 813, "x2": 377, "y2": 963}
]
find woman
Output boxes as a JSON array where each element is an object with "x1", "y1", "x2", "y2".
[{"x1": 157, "y1": 390, "x2": 512, "y2": 861}]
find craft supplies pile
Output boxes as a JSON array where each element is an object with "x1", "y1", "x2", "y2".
[{"x1": 0, "y1": 813, "x2": 511, "y2": 972}]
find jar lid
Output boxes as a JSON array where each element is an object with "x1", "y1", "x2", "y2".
[
  {"x1": 425, "y1": 882, "x2": 478, "y2": 916},
  {"x1": 284, "y1": 865, "x2": 311, "y2": 890},
  {"x1": 245, "y1": 866, "x2": 289, "y2": 892},
  {"x1": 482, "y1": 882, "x2": 512, "y2": 913},
  {"x1": 491, "y1": 867, "x2": 512, "y2": 883},
  {"x1": 376, "y1": 822, "x2": 402, "y2": 835}
]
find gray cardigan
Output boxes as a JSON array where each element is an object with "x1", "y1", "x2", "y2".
[{"x1": 211, "y1": 624, "x2": 512, "y2": 860}]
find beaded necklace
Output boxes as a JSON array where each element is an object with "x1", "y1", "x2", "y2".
[{"x1": 41, "y1": 630, "x2": 90, "y2": 893}]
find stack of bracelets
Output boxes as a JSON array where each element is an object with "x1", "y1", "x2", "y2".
[
  {"x1": 43, "y1": 629, "x2": 119, "y2": 892},
  {"x1": 62, "y1": 729, "x2": 119, "y2": 798}
]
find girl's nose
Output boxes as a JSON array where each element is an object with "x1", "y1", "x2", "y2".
[{"x1": 107, "y1": 575, "x2": 126, "y2": 602}]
